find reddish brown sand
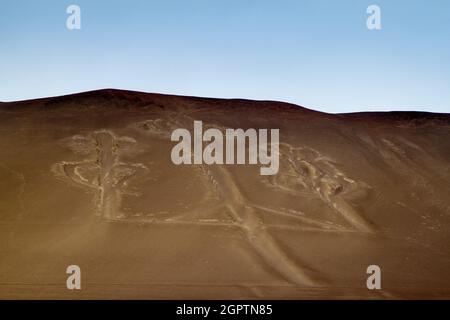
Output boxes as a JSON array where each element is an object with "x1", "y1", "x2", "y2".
[{"x1": 0, "y1": 89, "x2": 449, "y2": 299}]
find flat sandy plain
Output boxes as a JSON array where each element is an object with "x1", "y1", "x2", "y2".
[{"x1": 0, "y1": 89, "x2": 449, "y2": 299}]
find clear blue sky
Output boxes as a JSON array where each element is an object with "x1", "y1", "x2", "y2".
[{"x1": 1, "y1": 0, "x2": 449, "y2": 113}]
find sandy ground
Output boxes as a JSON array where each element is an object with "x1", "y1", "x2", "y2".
[{"x1": 0, "y1": 89, "x2": 449, "y2": 299}]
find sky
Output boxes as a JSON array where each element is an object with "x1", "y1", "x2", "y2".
[{"x1": 0, "y1": 0, "x2": 449, "y2": 113}]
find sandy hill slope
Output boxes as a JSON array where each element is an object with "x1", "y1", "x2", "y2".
[{"x1": 0, "y1": 89, "x2": 449, "y2": 299}]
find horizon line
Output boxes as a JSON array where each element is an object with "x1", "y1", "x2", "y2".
[{"x1": 1, "y1": 87, "x2": 448, "y2": 116}]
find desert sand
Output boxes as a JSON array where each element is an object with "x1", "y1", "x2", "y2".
[{"x1": 0, "y1": 89, "x2": 449, "y2": 299}]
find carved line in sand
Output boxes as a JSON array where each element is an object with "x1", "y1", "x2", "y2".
[
  {"x1": 135, "y1": 114, "x2": 375, "y2": 233},
  {"x1": 52, "y1": 130, "x2": 148, "y2": 220},
  {"x1": 133, "y1": 113, "x2": 328, "y2": 286},
  {"x1": 267, "y1": 143, "x2": 375, "y2": 233}
]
